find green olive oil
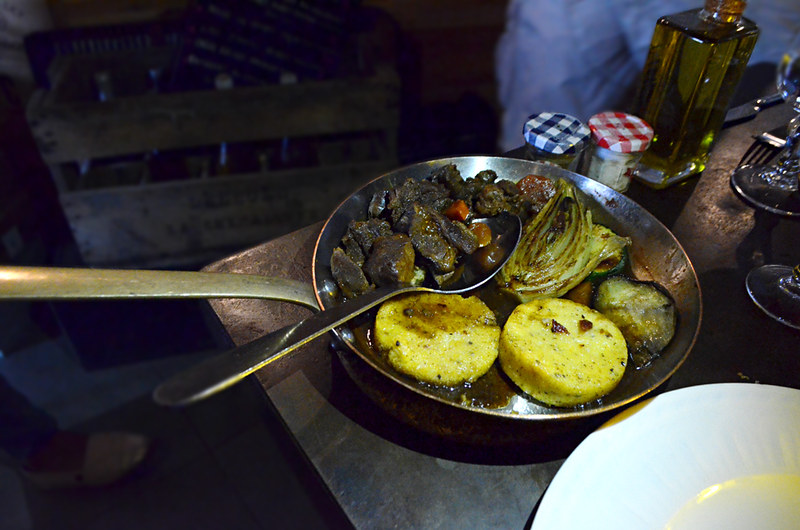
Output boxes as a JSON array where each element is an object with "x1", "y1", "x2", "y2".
[{"x1": 632, "y1": 1, "x2": 759, "y2": 189}]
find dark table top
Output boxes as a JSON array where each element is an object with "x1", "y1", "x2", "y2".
[{"x1": 203, "y1": 99, "x2": 800, "y2": 529}]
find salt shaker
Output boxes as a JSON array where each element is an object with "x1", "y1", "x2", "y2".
[
  {"x1": 522, "y1": 112, "x2": 590, "y2": 172},
  {"x1": 584, "y1": 111, "x2": 653, "y2": 192}
]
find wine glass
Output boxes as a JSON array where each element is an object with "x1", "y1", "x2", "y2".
[
  {"x1": 745, "y1": 264, "x2": 800, "y2": 329},
  {"x1": 730, "y1": 35, "x2": 800, "y2": 329},
  {"x1": 730, "y1": 38, "x2": 800, "y2": 216}
]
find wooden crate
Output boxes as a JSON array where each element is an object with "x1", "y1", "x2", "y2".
[{"x1": 27, "y1": 52, "x2": 400, "y2": 267}]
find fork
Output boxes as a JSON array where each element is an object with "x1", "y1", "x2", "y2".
[{"x1": 738, "y1": 132, "x2": 787, "y2": 166}]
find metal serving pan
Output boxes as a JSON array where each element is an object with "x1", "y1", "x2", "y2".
[{"x1": 310, "y1": 156, "x2": 701, "y2": 443}]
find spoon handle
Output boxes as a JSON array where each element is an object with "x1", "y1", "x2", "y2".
[
  {"x1": 153, "y1": 285, "x2": 404, "y2": 406},
  {"x1": 0, "y1": 265, "x2": 318, "y2": 309}
]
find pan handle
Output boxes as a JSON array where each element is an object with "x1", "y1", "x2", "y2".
[{"x1": 0, "y1": 265, "x2": 319, "y2": 310}]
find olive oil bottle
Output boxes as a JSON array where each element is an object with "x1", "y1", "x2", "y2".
[{"x1": 632, "y1": 0, "x2": 759, "y2": 188}]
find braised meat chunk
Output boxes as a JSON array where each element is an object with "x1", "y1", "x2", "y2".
[
  {"x1": 387, "y1": 178, "x2": 451, "y2": 232},
  {"x1": 429, "y1": 164, "x2": 469, "y2": 200},
  {"x1": 348, "y1": 218, "x2": 393, "y2": 255},
  {"x1": 434, "y1": 213, "x2": 479, "y2": 255},
  {"x1": 409, "y1": 204, "x2": 458, "y2": 274},
  {"x1": 368, "y1": 190, "x2": 388, "y2": 218},
  {"x1": 340, "y1": 232, "x2": 365, "y2": 266},
  {"x1": 331, "y1": 248, "x2": 372, "y2": 298},
  {"x1": 474, "y1": 183, "x2": 511, "y2": 217},
  {"x1": 363, "y1": 233, "x2": 416, "y2": 287}
]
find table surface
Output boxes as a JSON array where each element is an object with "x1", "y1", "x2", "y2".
[{"x1": 203, "y1": 97, "x2": 800, "y2": 529}]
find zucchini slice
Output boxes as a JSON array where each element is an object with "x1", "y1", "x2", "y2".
[{"x1": 587, "y1": 239, "x2": 628, "y2": 284}]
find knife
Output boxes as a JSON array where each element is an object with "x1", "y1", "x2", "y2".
[{"x1": 723, "y1": 92, "x2": 783, "y2": 127}]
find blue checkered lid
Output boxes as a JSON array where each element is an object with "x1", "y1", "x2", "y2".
[{"x1": 523, "y1": 112, "x2": 591, "y2": 155}]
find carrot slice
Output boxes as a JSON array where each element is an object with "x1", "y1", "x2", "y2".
[
  {"x1": 444, "y1": 199, "x2": 470, "y2": 221},
  {"x1": 469, "y1": 222, "x2": 493, "y2": 248}
]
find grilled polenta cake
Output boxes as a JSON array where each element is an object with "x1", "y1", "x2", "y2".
[
  {"x1": 499, "y1": 298, "x2": 627, "y2": 407},
  {"x1": 374, "y1": 293, "x2": 500, "y2": 386}
]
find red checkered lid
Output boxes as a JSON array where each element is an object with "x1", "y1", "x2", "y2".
[{"x1": 588, "y1": 111, "x2": 654, "y2": 153}]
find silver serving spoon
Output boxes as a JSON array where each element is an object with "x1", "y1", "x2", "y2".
[{"x1": 0, "y1": 213, "x2": 520, "y2": 406}]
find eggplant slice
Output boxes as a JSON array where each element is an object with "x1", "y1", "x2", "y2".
[{"x1": 594, "y1": 276, "x2": 678, "y2": 368}]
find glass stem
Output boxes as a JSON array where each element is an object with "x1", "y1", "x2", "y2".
[
  {"x1": 780, "y1": 118, "x2": 800, "y2": 162},
  {"x1": 769, "y1": 116, "x2": 800, "y2": 187},
  {"x1": 781, "y1": 264, "x2": 800, "y2": 297}
]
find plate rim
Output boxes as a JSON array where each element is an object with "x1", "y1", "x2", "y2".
[{"x1": 531, "y1": 382, "x2": 800, "y2": 529}]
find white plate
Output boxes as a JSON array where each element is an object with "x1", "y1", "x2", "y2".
[{"x1": 531, "y1": 383, "x2": 800, "y2": 530}]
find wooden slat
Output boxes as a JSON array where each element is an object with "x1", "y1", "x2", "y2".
[
  {"x1": 47, "y1": 0, "x2": 189, "y2": 28},
  {"x1": 364, "y1": 0, "x2": 507, "y2": 30},
  {"x1": 58, "y1": 160, "x2": 395, "y2": 267},
  {"x1": 27, "y1": 67, "x2": 400, "y2": 164}
]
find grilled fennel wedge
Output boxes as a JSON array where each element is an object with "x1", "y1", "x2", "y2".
[{"x1": 497, "y1": 179, "x2": 630, "y2": 302}]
